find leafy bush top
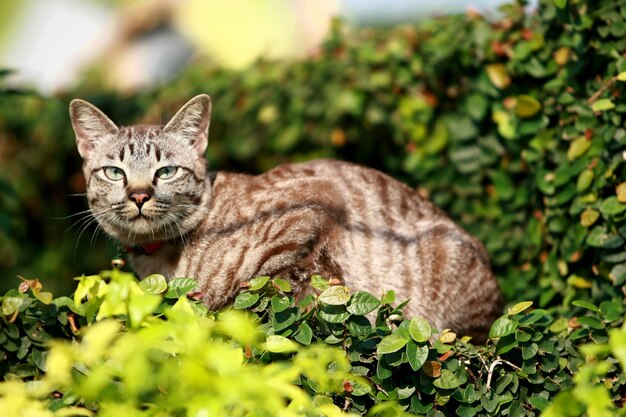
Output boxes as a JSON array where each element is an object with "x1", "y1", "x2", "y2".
[{"x1": 1, "y1": 270, "x2": 624, "y2": 417}]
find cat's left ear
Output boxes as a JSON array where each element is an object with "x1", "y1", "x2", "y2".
[{"x1": 163, "y1": 94, "x2": 211, "y2": 154}]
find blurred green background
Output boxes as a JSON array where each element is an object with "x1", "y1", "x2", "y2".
[{"x1": 1, "y1": 0, "x2": 625, "y2": 318}]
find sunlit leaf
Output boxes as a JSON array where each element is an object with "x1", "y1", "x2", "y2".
[
  {"x1": 319, "y1": 286, "x2": 351, "y2": 306},
  {"x1": 377, "y1": 334, "x2": 407, "y2": 354},
  {"x1": 486, "y1": 64, "x2": 511, "y2": 89},
  {"x1": 265, "y1": 335, "x2": 298, "y2": 353},
  {"x1": 138, "y1": 274, "x2": 168, "y2": 295},
  {"x1": 346, "y1": 291, "x2": 380, "y2": 315}
]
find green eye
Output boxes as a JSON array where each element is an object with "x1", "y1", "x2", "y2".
[
  {"x1": 156, "y1": 166, "x2": 177, "y2": 180},
  {"x1": 103, "y1": 166, "x2": 125, "y2": 181}
]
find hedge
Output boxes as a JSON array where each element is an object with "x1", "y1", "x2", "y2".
[
  {"x1": 1, "y1": 0, "x2": 626, "y2": 415},
  {"x1": 0, "y1": 271, "x2": 623, "y2": 416}
]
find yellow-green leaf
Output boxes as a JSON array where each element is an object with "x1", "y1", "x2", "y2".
[
  {"x1": 377, "y1": 334, "x2": 407, "y2": 354},
  {"x1": 408, "y1": 317, "x2": 431, "y2": 342},
  {"x1": 319, "y1": 286, "x2": 351, "y2": 305},
  {"x1": 515, "y1": 95, "x2": 541, "y2": 118},
  {"x1": 138, "y1": 274, "x2": 167, "y2": 295},
  {"x1": 492, "y1": 110, "x2": 516, "y2": 140},
  {"x1": 33, "y1": 290, "x2": 53, "y2": 305},
  {"x1": 577, "y1": 170, "x2": 594, "y2": 192},
  {"x1": 554, "y1": 47, "x2": 570, "y2": 65},
  {"x1": 265, "y1": 335, "x2": 298, "y2": 353},
  {"x1": 486, "y1": 64, "x2": 511, "y2": 89},
  {"x1": 567, "y1": 137, "x2": 592, "y2": 161},
  {"x1": 616, "y1": 182, "x2": 626, "y2": 202},
  {"x1": 591, "y1": 98, "x2": 615, "y2": 112},
  {"x1": 507, "y1": 301, "x2": 533, "y2": 315},
  {"x1": 568, "y1": 275, "x2": 592, "y2": 289},
  {"x1": 580, "y1": 208, "x2": 600, "y2": 227}
]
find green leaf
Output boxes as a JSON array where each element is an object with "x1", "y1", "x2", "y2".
[
  {"x1": 318, "y1": 305, "x2": 351, "y2": 323},
  {"x1": 164, "y1": 278, "x2": 197, "y2": 298},
  {"x1": 265, "y1": 335, "x2": 298, "y2": 353},
  {"x1": 553, "y1": 0, "x2": 566, "y2": 8},
  {"x1": 600, "y1": 196, "x2": 626, "y2": 215},
  {"x1": 587, "y1": 226, "x2": 625, "y2": 248},
  {"x1": 248, "y1": 276, "x2": 270, "y2": 291},
  {"x1": 138, "y1": 274, "x2": 168, "y2": 295},
  {"x1": 456, "y1": 405, "x2": 478, "y2": 417},
  {"x1": 591, "y1": 98, "x2": 615, "y2": 112},
  {"x1": 318, "y1": 286, "x2": 351, "y2": 306},
  {"x1": 347, "y1": 291, "x2": 380, "y2": 315},
  {"x1": 310, "y1": 275, "x2": 330, "y2": 291},
  {"x1": 529, "y1": 396, "x2": 551, "y2": 412},
  {"x1": 233, "y1": 292, "x2": 260, "y2": 309},
  {"x1": 2, "y1": 297, "x2": 23, "y2": 316},
  {"x1": 489, "y1": 316, "x2": 517, "y2": 338},
  {"x1": 408, "y1": 317, "x2": 432, "y2": 342},
  {"x1": 377, "y1": 334, "x2": 407, "y2": 355},
  {"x1": 294, "y1": 322, "x2": 313, "y2": 345},
  {"x1": 270, "y1": 295, "x2": 291, "y2": 313},
  {"x1": 572, "y1": 299, "x2": 599, "y2": 312},
  {"x1": 507, "y1": 301, "x2": 533, "y2": 316},
  {"x1": 272, "y1": 309, "x2": 297, "y2": 331},
  {"x1": 617, "y1": 71, "x2": 626, "y2": 81},
  {"x1": 406, "y1": 340, "x2": 429, "y2": 371},
  {"x1": 381, "y1": 290, "x2": 396, "y2": 304},
  {"x1": 433, "y1": 369, "x2": 462, "y2": 389},
  {"x1": 522, "y1": 343, "x2": 539, "y2": 360},
  {"x1": 273, "y1": 278, "x2": 292, "y2": 293}
]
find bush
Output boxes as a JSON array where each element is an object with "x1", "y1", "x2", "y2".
[
  {"x1": 2, "y1": 0, "x2": 626, "y2": 414},
  {"x1": 0, "y1": 271, "x2": 623, "y2": 416}
]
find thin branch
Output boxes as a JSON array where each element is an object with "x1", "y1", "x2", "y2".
[
  {"x1": 588, "y1": 75, "x2": 618, "y2": 105},
  {"x1": 486, "y1": 357, "x2": 521, "y2": 390}
]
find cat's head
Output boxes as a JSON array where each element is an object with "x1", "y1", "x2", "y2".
[{"x1": 69, "y1": 94, "x2": 212, "y2": 246}]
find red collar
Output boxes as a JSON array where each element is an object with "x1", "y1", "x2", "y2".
[{"x1": 125, "y1": 241, "x2": 164, "y2": 255}]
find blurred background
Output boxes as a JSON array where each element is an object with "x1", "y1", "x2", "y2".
[
  {"x1": 0, "y1": 0, "x2": 570, "y2": 306},
  {"x1": 0, "y1": 0, "x2": 526, "y2": 93}
]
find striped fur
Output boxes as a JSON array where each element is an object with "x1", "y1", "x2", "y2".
[{"x1": 70, "y1": 95, "x2": 502, "y2": 340}]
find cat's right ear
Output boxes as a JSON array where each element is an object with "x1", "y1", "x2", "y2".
[{"x1": 69, "y1": 99, "x2": 119, "y2": 159}]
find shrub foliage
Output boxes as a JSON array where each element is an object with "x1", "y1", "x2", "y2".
[
  {"x1": 2, "y1": 0, "x2": 626, "y2": 415},
  {"x1": 0, "y1": 271, "x2": 624, "y2": 416}
]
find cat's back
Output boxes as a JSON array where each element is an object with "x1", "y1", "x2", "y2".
[{"x1": 252, "y1": 160, "x2": 500, "y2": 339}]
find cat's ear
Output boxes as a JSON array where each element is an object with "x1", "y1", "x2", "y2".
[
  {"x1": 163, "y1": 94, "x2": 211, "y2": 154},
  {"x1": 69, "y1": 99, "x2": 119, "y2": 159}
]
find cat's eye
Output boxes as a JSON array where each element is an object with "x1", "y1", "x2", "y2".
[
  {"x1": 103, "y1": 166, "x2": 125, "y2": 181},
  {"x1": 155, "y1": 166, "x2": 177, "y2": 180}
]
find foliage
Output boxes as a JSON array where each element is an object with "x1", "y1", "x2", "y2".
[
  {"x1": 2, "y1": 0, "x2": 626, "y2": 414},
  {"x1": 0, "y1": 271, "x2": 624, "y2": 416},
  {"x1": 0, "y1": 271, "x2": 364, "y2": 417},
  {"x1": 0, "y1": 0, "x2": 624, "y2": 305}
]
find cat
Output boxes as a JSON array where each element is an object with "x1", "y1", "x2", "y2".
[{"x1": 69, "y1": 94, "x2": 502, "y2": 340}]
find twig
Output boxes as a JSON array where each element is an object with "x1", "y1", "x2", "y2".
[
  {"x1": 588, "y1": 75, "x2": 618, "y2": 105},
  {"x1": 486, "y1": 357, "x2": 521, "y2": 390}
]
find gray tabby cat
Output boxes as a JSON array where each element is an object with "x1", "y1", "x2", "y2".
[{"x1": 70, "y1": 94, "x2": 502, "y2": 340}]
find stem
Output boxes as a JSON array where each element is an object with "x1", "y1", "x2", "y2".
[{"x1": 588, "y1": 75, "x2": 618, "y2": 104}]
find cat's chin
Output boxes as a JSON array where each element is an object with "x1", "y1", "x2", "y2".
[{"x1": 105, "y1": 219, "x2": 187, "y2": 246}]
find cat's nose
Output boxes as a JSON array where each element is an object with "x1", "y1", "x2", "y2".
[{"x1": 129, "y1": 190, "x2": 151, "y2": 209}]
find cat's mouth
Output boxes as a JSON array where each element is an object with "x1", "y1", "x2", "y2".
[{"x1": 130, "y1": 214, "x2": 149, "y2": 221}]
